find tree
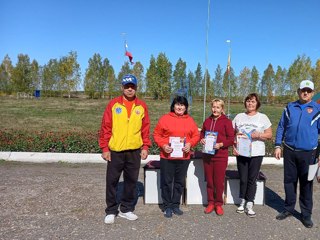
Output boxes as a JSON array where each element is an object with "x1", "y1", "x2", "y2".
[
  {"x1": 222, "y1": 68, "x2": 228, "y2": 98},
  {"x1": 261, "y1": 64, "x2": 275, "y2": 103},
  {"x1": 229, "y1": 70, "x2": 237, "y2": 99},
  {"x1": 287, "y1": 54, "x2": 312, "y2": 97},
  {"x1": 213, "y1": 65, "x2": 223, "y2": 97},
  {"x1": 187, "y1": 70, "x2": 195, "y2": 99},
  {"x1": 0, "y1": 55, "x2": 14, "y2": 94},
  {"x1": 30, "y1": 60, "x2": 40, "y2": 91},
  {"x1": 204, "y1": 69, "x2": 212, "y2": 101},
  {"x1": 193, "y1": 63, "x2": 203, "y2": 98},
  {"x1": 84, "y1": 54, "x2": 113, "y2": 99},
  {"x1": 222, "y1": 67, "x2": 236, "y2": 99},
  {"x1": 42, "y1": 59, "x2": 59, "y2": 97},
  {"x1": 311, "y1": 59, "x2": 320, "y2": 93},
  {"x1": 84, "y1": 53, "x2": 103, "y2": 98},
  {"x1": 172, "y1": 58, "x2": 187, "y2": 94},
  {"x1": 58, "y1": 51, "x2": 81, "y2": 98},
  {"x1": 145, "y1": 55, "x2": 157, "y2": 98},
  {"x1": 274, "y1": 66, "x2": 288, "y2": 97},
  {"x1": 11, "y1": 54, "x2": 33, "y2": 93},
  {"x1": 99, "y1": 57, "x2": 111, "y2": 98},
  {"x1": 250, "y1": 66, "x2": 259, "y2": 93},
  {"x1": 155, "y1": 53, "x2": 172, "y2": 100},
  {"x1": 132, "y1": 61, "x2": 145, "y2": 94},
  {"x1": 106, "y1": 66, "x2": 116, "y2": 99},
  {"x1": 238, "y1": 67, "x2": 251, "y2": 97}
]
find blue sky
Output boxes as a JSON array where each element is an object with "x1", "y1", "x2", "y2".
[{"x1": 1, "y1": 0, "x2": 319, "y2": 80}]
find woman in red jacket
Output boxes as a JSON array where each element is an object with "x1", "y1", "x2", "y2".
[
  {"x1": 200, "y1": 99, "x2": 234, "y2": 215},
  {"x1": 153, "y1": 96, "x2": 200, "y2": 218}
]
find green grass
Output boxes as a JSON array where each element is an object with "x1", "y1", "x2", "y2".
[{"x1": 0, "y1": 97, "x2": 285, "y2": 136}]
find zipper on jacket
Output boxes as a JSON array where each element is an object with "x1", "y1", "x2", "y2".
[
  {"x1": 125, "y1": 104, "x2": 137, "y2": 147},
  {"x1": 125, "y1": 103, "x2": 130, "y2": 148},
  {"x1": 294, "y1": 107, "x2": 303, "y2": 146}
]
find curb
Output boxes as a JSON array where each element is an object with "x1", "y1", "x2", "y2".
[{"x1": 0, "y1": 152, "x2": 283, "y2": 165}]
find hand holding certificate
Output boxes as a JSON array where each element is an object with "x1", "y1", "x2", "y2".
[
  {"x1": 236, "y1": 130, "x2": 253, "y2": 157},
  {"x1": 169, "y1": 136, "x2": 185, "y2": 158},
  {"x1": 202, "y1": 131, "x2": 218, "y2": 155}
]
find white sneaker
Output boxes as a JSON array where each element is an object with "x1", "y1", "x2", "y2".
[
  {"x1": 236, "y1": 198, "x2": 246, "y2": 213},
  {"x1": 118, "y1": 211, "x2": 138, "y2": 221},
  {"x1": 104, "y1": 214, "x2": 116, "y2": 224},
  {"x1": 245, "y1": 201, "x2": 256, "y2": 218}
]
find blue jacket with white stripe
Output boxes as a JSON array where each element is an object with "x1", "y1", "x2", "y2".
[{"x1": 275, "y1": 100, "x2": 320, "y2": 151}]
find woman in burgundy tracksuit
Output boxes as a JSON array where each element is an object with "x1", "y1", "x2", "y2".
[{"x1": 200, "y1": 99, "x2": 234, "y2": 216}]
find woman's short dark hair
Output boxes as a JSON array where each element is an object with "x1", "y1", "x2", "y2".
[
  {"x1": 244, "y1": 93, "x2": 261, "y2": 110},
  {"x1": 170, "y1": 96, "x2": 189, "y2": 114}
]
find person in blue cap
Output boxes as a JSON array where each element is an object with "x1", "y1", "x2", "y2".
[
  {"x1": 99, "y1": 74, "x2": 151, "y2": 224},
  {"x1": 274, "y1": 80, "x2": 320, "y2": 228}
]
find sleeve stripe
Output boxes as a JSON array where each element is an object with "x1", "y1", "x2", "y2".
[
  {"x1": 311, "y1": 112, "x2": 320, "y2": 126},
  {"x1": 284, "y1": 106, "x2": 290, "y2": 121}
]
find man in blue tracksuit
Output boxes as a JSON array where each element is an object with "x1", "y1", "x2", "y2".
[{"x1": 274, "y1": 80, "x2": 320, "y2": 228}]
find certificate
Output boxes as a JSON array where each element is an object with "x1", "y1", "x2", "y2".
[
  {"x1": 169, "y1": 136, "x2": 185, "y2": 158},
  {"x1": 237, "y1": 134, "x2": 252, "y2": 157},
  {"x1": 308, "y1": 163, "x2": 319, "y2": 181},
  {"x1": 203, "y1": 131, "x2": 218, "y2": 155}
]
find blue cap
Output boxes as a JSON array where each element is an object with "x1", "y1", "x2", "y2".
[{"x1": 121, "y1": 74, "x2": 137, "y2": 86}]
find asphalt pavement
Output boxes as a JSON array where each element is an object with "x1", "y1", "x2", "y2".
[{"x1": 0, "y1": 161, "x2": 319, "y2": 240}]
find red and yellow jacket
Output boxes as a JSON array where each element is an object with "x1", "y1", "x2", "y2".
[
  {"x1": 153, "y1": 112, "x2": 200, "y2": 160},
  {"x1": 99, "y1": 96, "x2": 151, "y2": 152}
]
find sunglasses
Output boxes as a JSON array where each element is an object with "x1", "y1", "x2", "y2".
[
  {"x1": 300, "y1": 88, "x2": 313, "y2": 93},
  {"x1": 123, "y1": 84, "x2": 136, "y2": 89}
]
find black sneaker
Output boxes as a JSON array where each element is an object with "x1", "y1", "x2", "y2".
[
  {"x1": 301, "y1": 217, "x2": 313, "y2": 228},
  {"x1": 164, "y1": 208, "x2": 173, "y2": 218},
  {"x1": 172, "y1": 207, "x2": 183, "y2": 216},
  {"x1": 276, "y1": 210, "x2": 292, "y2": 220}
]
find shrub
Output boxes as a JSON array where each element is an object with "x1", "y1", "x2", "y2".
[
  {"x1": 0, "y1": 130, "x2": 276, "y2": 156},
  {"x1": 0, "y1": 130, "x2": 100, "y2": 153},
  {"x1": 0, "y1": 130, "x2": 160, "y2": 155}
]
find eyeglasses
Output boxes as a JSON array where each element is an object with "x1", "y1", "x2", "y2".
[{"x1": 300, "y1": 88, "x2": 313, "y2": 93}]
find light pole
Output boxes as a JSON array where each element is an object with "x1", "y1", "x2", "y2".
[{"x1": 226, "y1": 40, "x2": 231, "y2": 118}]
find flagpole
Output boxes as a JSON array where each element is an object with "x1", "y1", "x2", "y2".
[
  {"x1": 203, "y1": 0, "x2": 211, "y2": 122},
  {"x1": 121, "y1": 32, "x2": 127, "y2": 65},
  {"x1": 226, "y1": 40, "x2": 231, "y2": 118}
]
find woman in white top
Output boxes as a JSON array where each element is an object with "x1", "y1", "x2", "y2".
[{"x1": 232, "y1": 93, "x2": 272, "y2": 217}]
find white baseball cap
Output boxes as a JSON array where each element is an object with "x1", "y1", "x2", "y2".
[{"x1": 299, "y1": 80, "x2": 314, "y2": 90}]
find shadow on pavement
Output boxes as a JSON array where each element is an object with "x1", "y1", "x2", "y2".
[
  {"x1": 265, "y1": 186, "x2": 301, "y2": 220},
  {"x1": 116, "y1": 181, "x2": 144, "y2": 205}
]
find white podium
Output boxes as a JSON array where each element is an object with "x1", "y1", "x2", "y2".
[
  {"x1": 225, "y1": 170, "x2": 266, "y2": 205},
  {"x1": 143, "y1": 161, "x2": 183, "y2": 204},
  {"x1": 185, "y1": 159, "x2": 207, "y2": 205},
  {"x1": 185, "y1": 160, "x2": 266, "y2": 205},
  {"x1": 144, "y1": 159, "x2": 266, "y2": 206},
  {"x1": 144, "y1": 161, "x2": 162, "y2": 204}
]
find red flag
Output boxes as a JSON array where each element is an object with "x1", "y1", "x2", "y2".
[{"x1": 125, "y1": 51, "x2": 134, "y2": 64}]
